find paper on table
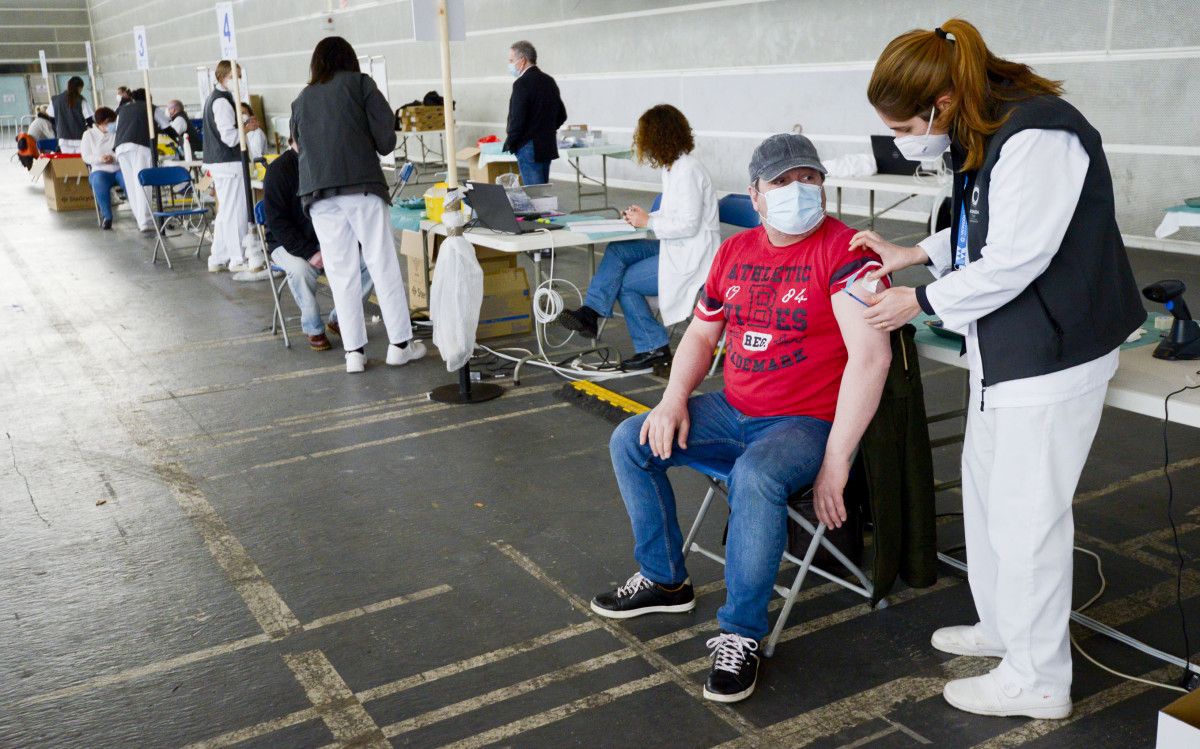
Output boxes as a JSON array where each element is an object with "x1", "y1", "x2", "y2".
[{"x1": 569, "y1": 220, "x2": 637, "y2": 234}]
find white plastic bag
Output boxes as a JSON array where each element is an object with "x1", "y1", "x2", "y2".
[{"x1": 430, "y1": 212, "x2": 484, "y2": 372}]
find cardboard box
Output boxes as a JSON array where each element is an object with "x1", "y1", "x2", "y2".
[
  {"x1": 456, "y1": 146, "x2": 519, "y2": 185},
  {"x1": 399, "y1": 229, "x2": 515, "y2": 310},
  {"x1": 1158, "y1": 687, "x2": 1200, "y2": 748},
  {"x1": 30, "y1": 156, "x2": 95, "y2": 212},
  {"x1": 477, "y1": 267, "x2": 532, "y2": 340},
  {"x1": 398, "y1": 105, "x2": 444, "y2": 132}
]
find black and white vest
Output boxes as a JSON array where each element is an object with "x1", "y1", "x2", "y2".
[
  {"x1": 51, "y1": 92, "x2": 87, "y2": 140},
  {"x1": 113, "y1": 101, "x2": 152, "y2": 149},
  {"x1": 950, "y1": 95, "x2": 1145, "y2": 387},
  {"x1": 202, "y1": 89, "x2": 240, "y2": 164}
]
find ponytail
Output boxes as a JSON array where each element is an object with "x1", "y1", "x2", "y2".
[
  {"x1": 66, "y1": 76, "x2": 85, "y2": 110},
  {"x1": 867, "y1": 18, "x2": 1063, "y2": 171}
]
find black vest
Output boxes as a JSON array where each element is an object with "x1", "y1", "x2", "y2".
[
  {"x1": 113, "y1": 101, "x2": 151, "y2": 149},
  {"x1": 51, "y1": 92, "x2": 87, "y2": 140},
  {"x1": 202, "y1": 89, "x2": 240, "y2": 164},
  {"x1": 951, "y1": 95, "x2": 1145, "y2": 387},
  {"x1": 168, "y1": 109, "x2": 201, "y2": 150}
]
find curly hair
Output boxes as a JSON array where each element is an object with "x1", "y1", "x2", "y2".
[{"x1": 632, "y1": 104, "x2": 694, "y2": 169}]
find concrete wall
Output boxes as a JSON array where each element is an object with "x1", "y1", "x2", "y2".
[
  {"x1": 82, "y1": 0, "x2": 1200, "y2": 244},
  {"x1": 0, "y1": 0, "x2": 90, "y2": 65}
]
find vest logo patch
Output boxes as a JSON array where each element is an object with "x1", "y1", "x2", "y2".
[{"x1": 971, "y1": 184, "x2": 981, "y2": 206}]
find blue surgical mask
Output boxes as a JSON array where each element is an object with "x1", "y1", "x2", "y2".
[
  {"x1": 507, "y1": 63, "x2": 520, "y2": 77},
  {"x1": 761, "y1": 181, "x2": 825, "y2": 235}
]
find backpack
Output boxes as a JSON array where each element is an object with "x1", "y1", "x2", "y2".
[{"x1": 15, "y1": 133, "x2": 38, "y2": 170}]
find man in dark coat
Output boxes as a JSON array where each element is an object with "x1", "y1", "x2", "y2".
[{"x1": 502, "y1": 40, "x2": 567, "y2": 186}]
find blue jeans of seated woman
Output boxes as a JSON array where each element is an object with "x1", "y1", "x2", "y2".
[
  {"x1": 583, "y1": 239, "x2": 669, "y2": 353},
  {"x1": 514, "y1": 141, "x2": 550, "y2": 187},
  {"x1": 609, "y1": 391, "x2": 832, "y2": 640},
  {"x1": 89, "y1": 169, "x2": 126, "y2": 222}
]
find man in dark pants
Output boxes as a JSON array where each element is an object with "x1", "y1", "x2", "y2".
[{"x1": 502, "y1": 40, "x2": 567, "y2": 186}]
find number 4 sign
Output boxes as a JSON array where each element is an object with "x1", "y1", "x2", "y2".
[{"x1": 215, "y1": 3, "x2": 238, "y2": 59}]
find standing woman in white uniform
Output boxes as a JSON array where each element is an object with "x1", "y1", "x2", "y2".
[
  {"x1": 48, "y1": 76, "x2": 93, "y2": 153},
  {"x1": 203, "y1": 61, "x2": 253, "y2": 273},
  {"x1": 112, "y1": 88, "x2": 156, "y2": 235},
  {"x1": 853, "y1": 18, "x2": 1144, "y2": 720},
  {"x1": 290, "y1": 36, "x2": 425, "y2": 374}
]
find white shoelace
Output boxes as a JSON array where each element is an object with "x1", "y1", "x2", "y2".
[
  {"x1": 706, "y1": 633, "x2": 758, "y2": 674},
  {"x1": 616, "y1": 572, "x2": 654, "y2": 597}
]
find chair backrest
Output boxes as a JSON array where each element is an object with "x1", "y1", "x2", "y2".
[
  {"x1": 36, "y1": 138, "x2": 58, "y2": 153},
  {"x1": 650, "y1": 193, "x2": 663, "y2": 212},
  {"x1": 718, "y1": 193, "x2": 760, "y2": 228},
  {"x1": 253, "y1": 199, "x2": 267, "y2": 227},
  {"x1": 138, "y1": 165, "x2": 192, "y2": 188}
]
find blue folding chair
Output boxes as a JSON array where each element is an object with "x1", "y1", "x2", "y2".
[
  {"x1": 680, "y1": 457, "x2": 880, "y2": 658},
  {"x1": 718, "y1": 193, "x2": 760, "y2": 228},
  {"x1": 36, "y1": 138, "x2": 59, "y2": 154},
  {"x1": 254, "y1": 200, "x2": 291, "y2": 348},
  {"x1": 138, "y1": 166, "x2": 210, "y2": 268},
  {"x1": 650, "y1": 193, "x2": 663, "y2": 212}
]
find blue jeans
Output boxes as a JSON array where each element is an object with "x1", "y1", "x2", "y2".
[
  {"x1": 89, "y1": 169, "x2": 126, "y2": 222},
  {"x1": 609, "y1": 391, "x2": 832, "y2": 640},
  {"x1": 271, "y1": 247, "x2": 373, "y2": 336},
  {"x1": 514, "y1": 141, "x2": 550, "y2": 186},
  {"x1": 584, "y1": 239, "x2": 669, "y2": 353}
]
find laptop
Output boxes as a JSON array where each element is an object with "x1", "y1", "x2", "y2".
[
  {"x1": 870, "y1": 135, "x2": 924, "y2": 176},
  {"x1": 465, "y1": 181, "x2": 564, "y2": 234}
]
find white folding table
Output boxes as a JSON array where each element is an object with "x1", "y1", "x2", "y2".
[{"x1": 825, "y1": 173, "x2": 950, "y2": 230}]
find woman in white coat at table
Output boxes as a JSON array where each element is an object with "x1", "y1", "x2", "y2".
[
  {"x1": 203, "y1": 60, "x2": 254, "y2": 273},
  {"x1": 852, "y1": 19, "x2": 1145, "y2": 721},
  {"x1": 557, "y1": 104, "x2": 719, "y2": 371}
]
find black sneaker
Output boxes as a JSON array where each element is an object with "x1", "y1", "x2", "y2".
[
  {"x1": 620, "y1": 345, "x2": 672, "y2": 372},
  {"x1": 590, "y1": 572, "x2": 695, "y2": 619},
  {"x1": 703, "y1": 632, "x2": 760, "y2": 703},
  {"x1": 557, "y1": 306, "x2": 600, "y2": 339},
  {"x1": 102, "y1": 218, "x2": 112, "y2": 230}
]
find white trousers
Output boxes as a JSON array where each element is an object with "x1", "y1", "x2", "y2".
[
  {"x1": 209, "y1": 162, "x2": 248, "y2": 265},
  {"x1": 116, "y1": 146, "x2": 153, "y2": 230},
  {"x1": 962, "y1": 383, "x2": 1107, "y2": 693},
  {"x1": 308, "y1": 194, "x2": 411, "y2": 352}
]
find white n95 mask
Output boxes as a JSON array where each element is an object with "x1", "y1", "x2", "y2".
[
  {"x1": 894, "y1": 105, "x2": 951, "y2": 161},
  {"x1": 762, "y1": 181, "x2": 825, "y2": 235}
]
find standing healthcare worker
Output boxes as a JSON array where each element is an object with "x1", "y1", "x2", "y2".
[
  {"x1": 852, "y1": 18, "x2": 1144, "y2": 719},
  {"x1": 203, "y1": 61, "x2": 253, "y2": 273},
  {"x1": 48, "y1": 76, "x2": 93, "y2": 153},
  {"x1": 112, "y1": 88, "x2": 155, "y2": 235},
  {"x1": 290, "y1": 36, "x2": 425, "y2": 374}
]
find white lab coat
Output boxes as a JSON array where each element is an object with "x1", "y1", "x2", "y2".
[{"x1": 646, "y1": 153, "x2": 720, "y2": 326}]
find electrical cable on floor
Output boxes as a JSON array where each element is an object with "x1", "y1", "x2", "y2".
[{"x1": 1163, "y1": 380, "x2": 1200, "y2": 685}]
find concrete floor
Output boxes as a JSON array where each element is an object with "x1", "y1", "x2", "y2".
[{"x1": 1, "y1": 160, "x2": 1199, "y2": 749}]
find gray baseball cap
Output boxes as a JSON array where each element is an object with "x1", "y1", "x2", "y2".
[{"x1": 748, "y1": 133, "x2": 826, "y2": 183}]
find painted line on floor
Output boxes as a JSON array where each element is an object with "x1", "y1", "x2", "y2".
[
  {"x1": 19, "y1": 584, "x2": 452, "y2": 708},
  {"x1": 141, "y1": 363, "x2": 348, "y2": 402},
  {"x1": 1074, "y1": 455, "x2": 1200, "y2": 506},
  {"x1": 181, "y1": 706, "x2": 322, "y2": 749},
  {"x1": 151, "y1": 330, "x2": 300, "y2": 355},
  {"x1": 283, "y1": 649, "x2": 390, "y2": 749},
  {"x1": 1074, "y1": 530, "x2": 1179, "y2": 576},
  {"x1": 836, "y1": 725, "x2": 899, "y2": 748}
]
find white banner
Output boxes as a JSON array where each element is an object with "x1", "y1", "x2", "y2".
[
  {"x1": 84, "y1": 41, "x2": 95, "y2": 79},
  {"x1": 196, "y1": 66, "x2": 213, "y2": 105},
  {"x1": 38, "y1": 50, "x2": 48, "y2": 80},
  {"x1": 215, "y1": 3, "x2": 238, "y2": 60},
  {"x1": 133, "y1": 26, "x2": 149, "y2": 71}
]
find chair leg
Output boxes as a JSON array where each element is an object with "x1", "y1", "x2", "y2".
[
  {"x1": 681, "y1": 480, "x2": 720, "y2": 560},
  {"x1": 708, "y1": 333, "x2": 726, "y2": 377},
  {"x1": 194, "y1": 217, "x2": 209, "y2": 259},
  {"x1": 260, "y1": 233, "x2": 290, "y2": 348},
  {"x1": 764, "y1": 522, "x2": 827, "y2": 658},
  {"x1": 151, "y1": 224, "x2": 173, "y2": 269}
]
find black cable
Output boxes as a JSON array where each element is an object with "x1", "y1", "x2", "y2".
[{"x1": 1163, "y1": 380, "x2": 1200, "y2": 685}]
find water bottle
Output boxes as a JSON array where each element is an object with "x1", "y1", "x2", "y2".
[{"x1": 183, "y1": 133, "x2": 193, "y2": 162}]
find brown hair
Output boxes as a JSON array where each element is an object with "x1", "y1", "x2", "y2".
[
  {"x1": 308, "y1": 36, "x2": 360, "y2": 85},
  {"x1": 66, "y1": 76, "x2": 85, "y2": 109},
  {"x1": 93, "y1": 107, "x2": 116, "y2": 125},
  {"x1": 867, "y1": 18, "x2": 1063, "y2": 171},
  {"x1": 632, "y1": 104, "x2": 694, "y2": 169},
  {"x1": 215, "y1": 60, "x2": 242, "y2": 84}
]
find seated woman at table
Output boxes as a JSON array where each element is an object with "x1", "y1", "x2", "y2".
[
  {"x1": 557, "y1": 105, "x2": 720, "y2": 371},
  {"x1": 81, "y1": 107, "x2": 125, "y2": 231}
]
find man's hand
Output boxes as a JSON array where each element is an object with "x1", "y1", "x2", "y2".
[
  {"x1": 863, "y1": 286, "x2": 921, "y2": 332},
  {"x1": 813, "y1": 456, "x2": 851, "y2": 529},
  {"x1": 849, "y1": 231, "x2": 928, "y2": 281},
  {"x1": 308, "y1": 251, "x2": 323, "y2": 270},
  {"x1": 623, "y1": 205, "x2": 649, "y2": 229},
  {"x1": 639, "y1": 394, "x2": 689, "y2": 460}
]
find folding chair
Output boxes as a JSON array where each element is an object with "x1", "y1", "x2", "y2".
[
  {"x1": 138, "y1": 166, "x2": 210, "y2": 268},
  {"x1": 36, "y1": 138, "x2": 59, "y2": 154},
  {"x1": 680, "y1": 458, "x2": 882, "y2": 658},
  {"x1": 253, "y1": 200, "x2": 291, "y2": 348},
  {"x1": 706, "y1": 195, "x2": 764, "y2": 376}
]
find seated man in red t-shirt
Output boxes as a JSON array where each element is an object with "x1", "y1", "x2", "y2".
[{"x1": 591, "y1": 134, "x2": 892, "y2": 704}]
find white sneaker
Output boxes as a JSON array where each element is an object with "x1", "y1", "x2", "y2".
[
  {"x1": 943, "y1": 671, "x2": 1072, "y2": 719},
  {"x1": 386, "y1": 340, "x2": 427, "y2": 366},
  {"x1": 345, "y1": 351, "x2": 366, "y2": 374},
  {"x1": 207, "y1": 260, "x2": 228, "y2": 273},
  {"x1": 931, "y1": 625, "x2": 1005, "y2": 658},
  {"x1": 227, "y1": 260, "x2": 252, "y2": 273}
]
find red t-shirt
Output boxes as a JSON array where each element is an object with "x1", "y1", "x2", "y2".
[{"x1": 694, "y1": 218, "x2": 887, "y2": 421}]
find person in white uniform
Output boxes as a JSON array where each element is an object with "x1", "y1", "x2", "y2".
[
  {"x1": 81, "y1": 107, "x2": 125, "y2": 230},
  {"x1": 47, "y1": 76, "x2": 94, "y2": 154},
  {"x1": 852, "y1": 18, "x2": 1145, "y2": 720},
  {"x1": 27, "y1": 107, "x2": 55, "y2": 143},
  {"x1": 203, "y1": 61, "x2": 254, "y2": 273},
  {"x1": 557, "y1": 104, "x2": 720, "y2": 372},
  {"x1": 112, "y1": 89, "x2": 156, "y2": 235},
  {"x1": 240, "y1": 102, "x2": 268, "y2": 161},
  {"x1": 290, "y1": 36, "x2": 425, "y2": 374}
]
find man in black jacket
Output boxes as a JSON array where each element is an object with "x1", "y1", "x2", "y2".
[
  {"x1": 263, "y1": 142, "x2": 373, "y2": 351},
  {"x1": 503, "y1": 40, "x2": 567, "y2": 186}
]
